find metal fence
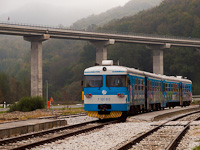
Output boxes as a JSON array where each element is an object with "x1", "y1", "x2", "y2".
[{"x1": 192, "y1": 95, "x2": 200, "y2": 101}]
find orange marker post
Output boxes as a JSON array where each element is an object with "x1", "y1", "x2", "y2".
[{"x1": 47, "y1": 101, "x2": 51, "y2": 109}]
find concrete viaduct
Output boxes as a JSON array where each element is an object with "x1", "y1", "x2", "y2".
[{"x1": 0, "y1": 22, "x2": 200, "y2": 97}]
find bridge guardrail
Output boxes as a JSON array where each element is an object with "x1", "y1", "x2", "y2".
[{"x1": 1, "y1": 21, "x2": 200, "y2": 41}]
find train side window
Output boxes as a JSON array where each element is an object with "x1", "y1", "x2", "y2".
[
  {"x1": 141, "y1": 79, "x2": 144, "y2": 91},
  {"x1": 167, "y1": 83, "x2": 169, "y2": 91},
  {"x1": 135, "y1": 78, "x2": 137, "y2": 90},
  {"x1": 171, "y1": 84, "x2": 173, "y2": 91},
  {"x1": 150, "y1": 80, "x2": 152, "y2": 91},
  {"x1": 106, "y1": 75, "x2": 127, "y2": 87},
  {"x1": 163, "y1": 83, "x2": 166, "y2": 91},
  {"x1": 158, "y1": 82, "x2": 161, "y2": 91},
  {"x1": 152, "y1": 81, "x2": 154, "y2": 91},
  {"x1": 155, "y1": 81, "x2": 157, "y2": 91},
  {"x1": 138, "y1": 79, "x2": 140, "y2": 91},
  {"x1": 168, "y1": 83, "x2": 170, "y2": 91}
]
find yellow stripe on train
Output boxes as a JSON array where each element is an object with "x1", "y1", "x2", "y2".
[{"x1": 87, "y1": 111, "x2": 122, "y2": 119}]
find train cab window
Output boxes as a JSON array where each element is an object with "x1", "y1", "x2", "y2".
[
  {"x1": 85, "y1": 76, "x2": 103, "y2": 87},
  {"x1": 106, "y1": 75, "x2": 127, "y2": 87}
]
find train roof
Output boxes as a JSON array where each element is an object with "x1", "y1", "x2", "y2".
[{"x1": 84, "y1": 64, "x2": 192, "y2": 84}]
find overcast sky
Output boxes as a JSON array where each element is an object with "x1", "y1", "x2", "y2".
[{"x1": 0, "y1": 0, "x2": 130, "y2": 26}]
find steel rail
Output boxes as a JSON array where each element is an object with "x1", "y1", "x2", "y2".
[
  {"x1": 6, "y1": 119, "x2": 121, "y2": 150},
  {"x1": 116, "y1": 110, "x2": 200, "y2": 150},
  {"x1": 166, "y1": 116, "x2": 200, "y2": 150},
  {"x1": 0, "y1": 119, "x2": 97, "y2": 145}
]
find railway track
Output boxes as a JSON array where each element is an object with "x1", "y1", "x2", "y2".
[
  {"x1": 116, "y1": 110, "x2": 200, "y2": 150},
  {"x1": 0, "y1": 119, "x2": 121, "y2": 150}
]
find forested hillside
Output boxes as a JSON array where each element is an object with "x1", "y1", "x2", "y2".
[
  {"x1": 71, "y1": 0, "x2": 162, "y2": 30},
  {"x1": 102, "y1": 0, "x2": 200, "y2": 94},
  {"x1": 1, "y1": 0, "x2": 200, "y2": 105}
]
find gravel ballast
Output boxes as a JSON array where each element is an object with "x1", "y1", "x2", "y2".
[{"x1": 35, "y1": 120, "x2": 153, "y2": 150}]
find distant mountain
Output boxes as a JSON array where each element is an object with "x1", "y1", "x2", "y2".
[
  {"x1": 71, "y1": 0, "x2": 162, "y2": 30},
  {"x1": 101, "y1": 0, "x2": 200, "y2": 94},
  {"x1": 0, "y1": 2, "x2": 94, "y2": 26}
]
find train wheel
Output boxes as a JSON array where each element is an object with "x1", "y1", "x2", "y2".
[{"x1": 120, "y1": 111, "x2": 127, "y2": 122}]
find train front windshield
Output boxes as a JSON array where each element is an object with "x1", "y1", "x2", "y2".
[
  {"x1": 106, "y1": 75, "x2": 127, "y2": 87},
  {"x1": 84, "y1": 76, "x2": 103, "y2": 87}
]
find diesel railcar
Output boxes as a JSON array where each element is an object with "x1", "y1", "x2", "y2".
[{"x1": 83, "y1": 60, "x2": 192, "y2": 119}]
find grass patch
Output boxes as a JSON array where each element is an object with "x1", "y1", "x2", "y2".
[
  {"x1": 192, "y1": 100, "x2": 200, "y2": 105},
  {"x1": 57, "y1": 107, "x2": 84, "y2": 110},
  {"x1": 0, "y1": 111, "x2": 7, "y2": 114},
  {"x1": 193, "y1": 145, "x2": 200, "y2": 150},
  {"x1": 59, "y1": 107, "x2": 85, "y2": 115}
]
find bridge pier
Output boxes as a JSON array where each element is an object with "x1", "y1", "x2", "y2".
[
  {"x1": 146, "y1": 44, "x2": 171, "y2": 75},
  {"x1": 24, "y1": 34, "x2": 50, "y2": 97},
  {"x1": 90, "y1": 39, "x2": 115, "y2": 65}
]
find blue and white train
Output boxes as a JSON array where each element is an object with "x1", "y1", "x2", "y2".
[{"x1": 83, "y1": 60, "x2": 192, "y2": 119}]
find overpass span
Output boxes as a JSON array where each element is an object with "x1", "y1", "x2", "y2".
[
  {"x1": 0, "y1": 22, "x2": 200, "y2": 48},
  {"x1": 0, "y1": 22, "x2": 200, "y2": 97}
]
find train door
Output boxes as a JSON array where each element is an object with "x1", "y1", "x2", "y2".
[
  {"x1": 145, "y1": 77, "x2": 148, "y2": 110},
  {"x1": 127, "y1": 75, "x2": 132, "y2": 104},
  {"x1": 162, "y1": 80, "x2": 166, "y2": 108},
  {"x1": 179, "y1": 82, "x2": 183, "y2": 106}
]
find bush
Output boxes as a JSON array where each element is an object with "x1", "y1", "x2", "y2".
[{"x1": 9, "y1": 96, "x2": 45, "y2": 112}]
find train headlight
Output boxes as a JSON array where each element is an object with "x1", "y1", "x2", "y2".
[
  {"x1": 86, "y1": 93, "x2": 92, "y2": 98},
  {"x1": 117, "y1": 93, "x2": 125, "y2": 98}
]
